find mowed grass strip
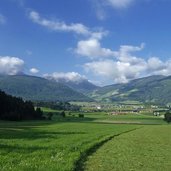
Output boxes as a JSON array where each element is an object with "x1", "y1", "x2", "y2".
[
  {"x1": 0, "y1": 121, "x2": 137, "y2": 171},
  {"x1": 84, "y1": 125, "x2": 171, "y2": 171}
]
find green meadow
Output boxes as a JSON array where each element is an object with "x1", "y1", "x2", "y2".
[
  {"x1": 0, "y1": 111, "x2": 170, "y2": 171},
  {"x1": 84, "y1": 125, "x2": 171, "y2": 171}
]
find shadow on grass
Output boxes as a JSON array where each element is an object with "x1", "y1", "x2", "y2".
[
  {"x1": 53, "y1": 116, "x2": 97, "y2": 123},
  {"x1": 0, "y1": 116, "x2": 98, "y2": 140},
  {"x1": 129, "y1": 117, "x2": 163, "y2": 121},
  {"x1": 0, "y1": 128, "x2": 87, "y2": 140},
  {"x1": 0, "y1": 144, "x2": 50, "y2": 153}
]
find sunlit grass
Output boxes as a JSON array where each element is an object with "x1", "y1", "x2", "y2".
[
  {"x1": 0, "y1": 111, "x2": 168, "y2": 171},
  {"x1": 85, "y1": 125, "x2": 171, "y2": 171},
  {"x1": 0, "y1": 120, "x2": 136, "y2": 171}
]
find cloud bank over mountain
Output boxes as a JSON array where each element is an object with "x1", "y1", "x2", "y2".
[
  {"x1": 44, "y1": 72, "x2": 87, "y2": 83},
  {"x1": 0, "y1": 56, "x2": 24, "y2": 75}
]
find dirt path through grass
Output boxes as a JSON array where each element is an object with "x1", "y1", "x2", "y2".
[{"x1": 84, "y1": 125, "x2": 171, "y2": 171}]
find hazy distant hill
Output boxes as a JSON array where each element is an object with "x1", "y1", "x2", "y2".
[
  {"x1": 46, "y1": 77, "x2": 99, "y2": 94},
  {"x1": 63, "y1": 80, "x2": 99, "y2": 94},
  {"x1": 0, "y1": 75, "x2": 92, "y2": 102},
  {"x1": 89, "y1": 75, "x2": 171, "y2": 104}
]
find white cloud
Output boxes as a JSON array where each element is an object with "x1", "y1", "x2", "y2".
[
  {"x1": 27, "y1": 10, "x2": 171, "y2": 85},
  {"x1": 117, "y1": 43, "x2": 145, "y2": 64},
  {"x1": 84, "y1": 59, "x2": 145, "y2": 83},
  {"x1": 75, "y1": 38, "x2": 117, "y2": 59},
  {"x1": 30, "y1": 68, "x2": 39, "y2": 74},
  {"x1": 29, "y1": 11, "x2": 106, "y2": 38},
  {"x1": 44, "y1": 72, "x2": 87, "y2": 83},
  {"x1": 83, "y1": 43, "x2": 171, "y2": 84},
  {"x1": 146, "y1": 58, "x2": 171, "y2": 76},
  {"x1": 0, "y1": 56, "x2": 24, "y2": 75},
  {"x1": 29, "y1": 11, "x2": 89, "y2": 35},
  {"x1": 75, "y1": 37, "x2": 145, "y2": 61},
  {"x1": 0, "y1": 14, "x2": 6, "y2": 25},
  {"x1": 147, "y1": 57, "x2": 165, "y2": 72}
]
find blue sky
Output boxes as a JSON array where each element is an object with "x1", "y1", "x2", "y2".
[{"x1": 0, "y1": 0, "x2": 171, "y2": 85}]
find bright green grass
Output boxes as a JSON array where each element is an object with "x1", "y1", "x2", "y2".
[
  {"x1": 0, "y1": 120, "x2": 137, "y2": 171},
  {"x1": 84, "y1": 125, "x2": 171, "y2": 171},
  {"x1": 47, "y1": 111, "x2": 166, "y2": 125},
  {"x1": 41, "y1": 107, "x2": 59, "y2": 113},
  {"x1": 0, "y1": 112, "x2": 167, "y2": 170},
  {"x1": 85, "y1": 112, "x2": 166, "y2": 125}
]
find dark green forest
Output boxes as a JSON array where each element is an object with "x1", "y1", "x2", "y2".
[{"x1": 0, "y1": 90, "x2": 44, "y2": 121}]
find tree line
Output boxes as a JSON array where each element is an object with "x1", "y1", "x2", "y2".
[
  {"x1": 0, "y1": 90, "x2": 44, "y2": 121},
  {"x1": 35, "y1": 101, "x2": 81, "y2": 111}
]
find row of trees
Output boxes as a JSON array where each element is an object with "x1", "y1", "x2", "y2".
[
  {"x1": 0, "y1": 90, "x2": 44, "y2": 121},
  {"x1": 35, "y1": 101, "x2": 81, "y2": 111}
]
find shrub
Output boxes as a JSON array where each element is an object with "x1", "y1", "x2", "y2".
[
  {"x1": 78, "y1": 113, "x2": 84, "y2": 118},
  {"x1": 164, "y1": 111, "x2": 171, "y2": 123},
  {"x1": 61, "y1": 111, "x2": 66, "y2": 118},
  {"x1": 47, "y1": 112, "x2": 53, "y2": 120}
]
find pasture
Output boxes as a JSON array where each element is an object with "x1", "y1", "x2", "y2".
[
  {"x1": 0, "y1": 120, "x2": 137, "y2": 171},
  {"x1": 84, "y1": 125, "x2": 171, "y2": 171},
  {"x1": 0, "y1": 111, "x2": 170, "y2": 171}
]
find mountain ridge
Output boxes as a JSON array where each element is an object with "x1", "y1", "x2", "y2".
[
  {"x1": 45, "y1": 77, "x2": 99, "y2": 94},
  {"x1": 89, "y1": 75, "x2": 171, "y2": 104},
  {"x1": 0, "y1": 75, "x2": 92, "y2": 102},
  {"x1": 1, "y1": 74, "x2": 171, "y2": 104}
]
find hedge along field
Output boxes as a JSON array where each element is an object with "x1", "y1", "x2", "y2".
[
  {"x1": 0, "y1": 120, "x2": 138, "y2": 171},
  {"x1": 84, "y1": 125, "x2": 171, "y2": 171}
]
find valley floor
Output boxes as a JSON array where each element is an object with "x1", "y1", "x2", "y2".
[
  {"x1": 0, "y1": 113, "x2": 170, "y2": 171},
  {"x1": 84, "y1": 125, "x2": 171, "y2": 171}
]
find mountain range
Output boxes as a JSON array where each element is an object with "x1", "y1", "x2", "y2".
[
  {"x1": 1, "y1": 74, "x2": 171, "y2": 104},
  {"x1": 46, "y1": 77, "x2": 99, "y2": 94},
  {"x1": 0, "y1": 75, "x2": 92, "y2": 102},
  {"x1": 89, "y1": 75, "x2": 171, "y2": 104}
]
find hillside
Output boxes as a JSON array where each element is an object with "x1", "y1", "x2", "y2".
[
  {"x1": 89, "y1": 75, "x2": 171, "y2": 104},
  {"x1": 62, "y1": 80, "x2": 99, "y2": 94},
  {"x1": 0, "y1": 75, "x2": 92, "y2": 102},
  {"x1": 46, "y1": 77, "x2": 99, "y2": 94}
]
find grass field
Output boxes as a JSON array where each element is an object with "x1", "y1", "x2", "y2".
[
  {"x1": 78, "y1": 112, "x2": 166, "y2": 125},
  {"x1": 0, "y1": 120, "x2": 137, "y2": 171},
  {"x1": 84, "y1": 125, "x2": 171, "y2": 171},
  {"x1": 0, "y1": 111, "x2": 170, "y2": 171},
  {"x1": 40, "y1": 107, "x2": 60, "y2": 113}
]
